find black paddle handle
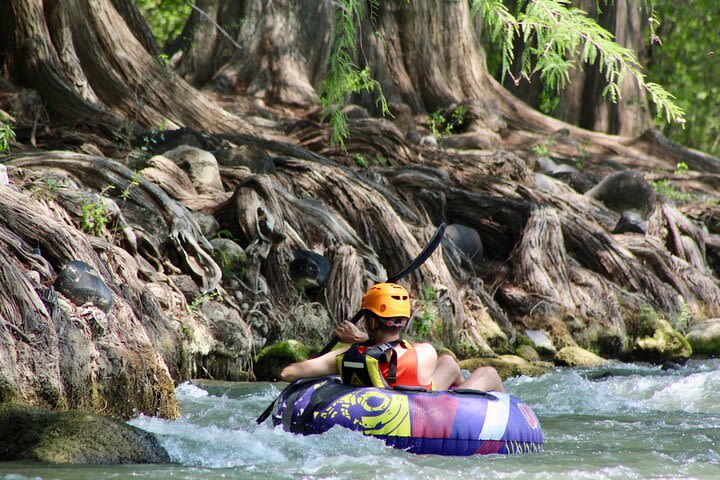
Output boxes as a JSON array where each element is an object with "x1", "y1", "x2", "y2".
[{"x1": 314, "y1": 223, "x2": 446, "y2": 358}]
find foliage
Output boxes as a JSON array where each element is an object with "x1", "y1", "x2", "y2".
[
  {"x1": 81, "y1": 187, "x2": 114, "y2": 237},
  {"x1": 647, "y1": 0, "x2": 720, "y2": 156},
  {"x1": 136, "y1": 0, "x2": 191, "y2": 47},
  {"x1": 674, "y1": 161, "x2": 689, "y2": 175},
  {"x1": 652, "y1": 179, "x2": 695, "y2": 203},
  {"x1": 320, "y1": 0, "x2": 390, "y2": 150},
  {"x1": 412, "y1": 285, "x2": 438, "y2": 338},
  {"x1": 187, "y1": 291, "x2": 220, "y2": 314},
  {"x1": 0, "y1": 122, "x2": 16, "y2": 153},
  {"x1": 428, "y1": 105, "x2": 467, "y2": 139},
  {"x1": 472, "y1": 0, "x2": 684, "y2": 125}
]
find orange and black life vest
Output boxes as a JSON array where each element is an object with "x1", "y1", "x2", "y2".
[{"x1": 336, "y1": 339, "x2": 432, "y2": 390}]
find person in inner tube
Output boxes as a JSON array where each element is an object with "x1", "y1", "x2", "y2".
[{"x1": 280, "y1": 282, "x2": 505, "y2": 392}]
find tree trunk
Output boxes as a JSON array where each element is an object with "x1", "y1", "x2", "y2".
[{"x1": 0, "y1": 0, "x2": 251, "y2": 134}]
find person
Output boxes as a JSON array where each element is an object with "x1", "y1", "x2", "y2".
[{"x1": 280, "y1": 282, "x2": 505, "y2": 392}]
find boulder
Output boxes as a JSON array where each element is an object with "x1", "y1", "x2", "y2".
[
  {"x1": 162, "y1": 146, "x2": 224, "y2": 194},
  {"x1": 191, "y1": 211, "x2": 220, "y2": 238},
  {"x1": 586, "y1": 170, "x2": 656, "y2": 217},
  {"x1": 685, "y1": 319, "x2": 720, "y2": 355},
  {"x1": 613, "y1": 210, "x2": 647, "y2": 234},
  {"x1": 288, "y1": 250, "x2": 330, "y2": 290},
  {"x1": 523, "y1": 329, "x2": 557, "y2": 355},
  {"x1": 254, "y1": 340, "x2": 310, "y2": 381},
  {"x1": 633, "y1": 318, "x2": 692, "y2": 362},
  {"x1": 442, "y1": 223, "x2": 483, "y2": 269},
  {"x1": 554, "y1": 346, "x2": 606, "y2": 367},
  {"x1": 213, "y1": 145, "x2": 275, "y2": 173},
  {"x1": 442, "y1": 132, "x2": 494, "y2": 150},
  {"x1": 0, "y1": 403, "x2": 169, "y2": 464},
  {"x1": 459, "y1": 355, "x2": 552, "y2": 380},
  {"x1": 515, "y1": 344, "x2": 541, "y2": 362},
  {"x1": 54, "y1": 260, "x2": 114, "y2": 313}
]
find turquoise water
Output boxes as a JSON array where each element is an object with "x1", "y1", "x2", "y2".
[{"x1": 1, "y1": 360, "x2": 719, "y2": 479}]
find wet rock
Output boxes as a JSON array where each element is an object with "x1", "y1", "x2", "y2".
[
  {"x1": 213, "y1": 145, "x2": 275, "y2": 173},
  {"x1": 442, "y1": 223, "x2": 483, "y2": 269},
  {"x1": 420, "y1": 135, "x2": 437, "y2": 147},
  {"x1": 0, "y1": 403, "x2": 170, "y2": 464},
  {"x1": 289, "y1": 250, "x2": 330, "y2": 290},
  {"x1": 534, "y1": 156, "x2": 558, "y2": 173},
  {"x1": 405, "y1": 129, "x2": 423, "y2": 145},
  {"x1": 613, "y1": 210, "x2": 647, "y2": 234},
  {"x1": 254, "y1": 340, "x2": 310, "y2": 381},
  {"x1": 442, "y1": 132, "x2": 494, "y2": 150},
  {"x1": 586, "y1": 170, "x2": 656, "y2": 217},
  {"x1": 54, "y1": 261, "x2": 113, "y2": 313},
  {"x1": 632, "y1": 318, "x2": 692, "y2": 362},
  {"x1": 554, "y1": 346, "x2": 606, "y2": 367},
  {"x1": 162, "y1": 146, "x2": 224, "y2": 194},
  {"x1": 198, "y1": 301, "x2": 254, "y2": 380},
  {"x1": 523, "y1": 329, "x2": 557, "y2": 355},
  {"x1": 684, "y1": 318, "x2": 720, "y2": 355},
  {"x1": 459, "y1": 355, "x2": 552, "y2": 380},
  {"x1": 191, "y1": 211, "x2": 220, "y2": 239},
  {"x1": 515, "y1": 345, "x2": 541, "y2": 362}
]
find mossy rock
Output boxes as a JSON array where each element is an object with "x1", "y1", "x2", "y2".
[
  {"x1": 515, "y1": 344, "x2": 541, "y2": 362},
  {"x1": 686, "y1": 319, "x2": 720, "y2": 355},
  {"x1": 632, "y1": 318, "x2": 692, "y2": 362},
  {"x1": 254, "y1": 340, "x2": 310, "y2": 381},
  {"x1": 554, "y1": 346, "x2": 606, "y2": 367},
  {"x1": 0, "y1": 403, "x2": 169, "y2": 464},
  {"x1": 459, "y1": 355, "x2": 551, "y2": 380}
]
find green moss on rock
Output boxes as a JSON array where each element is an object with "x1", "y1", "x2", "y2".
[
  {"x1": 0, "y1": 403, "x2": 169, "y2": 464},
  {"x1": 254, "y1": 340, "x2": 310, "y2": 381},
  {"x1": 633, "y1": 318, "x2": 692, "y2": 362},
  {"x1": 686, "y1": 319, "x2": 720, "y2": 355},
  {"x1": 515, "y1": 344, "x2": 541, "y2": 362},
  {"x1": 554, "y1": 346, "x2": 606, "y2": 367},
  {"x1": 459, "y1": 355, "x2": 551, "y2": 380}
]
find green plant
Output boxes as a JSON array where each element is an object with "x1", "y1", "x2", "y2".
[
  {"x1": 217, "y1": 246, "x2": 247, "y2": 277},
  {"x1": 674, "y1": 161, "x2": 689, "y2": 175},
  {"x1": 412, "y1": 285, "x2": 438, "y2": 338},
  {"x1": 531, "y1": 144, "x2": 550, "y2": 157},
  {"x1": 652, "y1": 179, "x2": 695, "y2": 203},
  {"x1": 353, "y1": 153, "x2": 369, "y2": 168},
  {"x1": 136, "y1": 0, "x2": 191, "y2": 47},
  {"x1": 473, "y1": 0, "x2": 684, "y2": 124},
  {"x1": 81, "y1": 186, "x2": 114, "y2": 236},
  {"x1": 429, "y1": 105, "x2": 467, "y2": 139},
  {"x1": 0, "y1": 122, "x2": 16, "y2": 153},
  {"x1": 187, "y1": 291, "x2": 220, "y2": 314}
]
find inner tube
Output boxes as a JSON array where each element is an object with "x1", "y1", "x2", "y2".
[{"x1": 272, "y1": 377, "x2": 543, "y2": 455}]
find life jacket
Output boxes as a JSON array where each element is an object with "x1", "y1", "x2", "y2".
[{"x1": 335, "y1": 339, "x2": 433, "y2": 390}]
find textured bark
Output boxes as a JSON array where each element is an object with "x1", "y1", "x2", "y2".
[{"x1": 0, "y1": 0, "x2": 250, "y2": 133}]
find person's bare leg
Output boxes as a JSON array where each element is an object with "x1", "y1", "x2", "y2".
[
  {"x1": 458, "y1": 366, "x2": 505, "y2": 392},
  {"x1": 431, "y1": 354, "x2": 464, "y2": 390}
]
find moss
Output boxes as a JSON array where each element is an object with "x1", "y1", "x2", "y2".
[
  {"x1": 632, "y1": 318, "x2": 692, "y2": 362},
  {"x1": 254, "y1": 340, "x2": 310, "y2": 381},
  {"x1": 515, "y1": 344, "x2": 541, "y2": 362},
  {"x1": 554, "y1": 346, "x2": 606, "y2": 367},
  {"x1": 459, "y1": 355, "x2": 551, "y2": 380},
  {"x1": 686, "y1": 319, "x2": 720, "y2": 355},
  {"x1": 0, "y1": 403, "x2": 170, "y2": 464}
]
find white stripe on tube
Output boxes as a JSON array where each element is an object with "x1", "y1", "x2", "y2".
[{"x1": 478, "y1": 392, "x2": 511, "y2": 440}]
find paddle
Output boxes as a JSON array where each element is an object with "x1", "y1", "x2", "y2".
[
  {"x1": 255, "y1": 223, "x2": 446, "y2": 425},
  {"x1": 315, "y1": 222, "x2": 446, "y2": 357}
]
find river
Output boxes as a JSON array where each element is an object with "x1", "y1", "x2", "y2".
[{"x1": 1, "y1": 360, "x2": 719, "y2": 480}]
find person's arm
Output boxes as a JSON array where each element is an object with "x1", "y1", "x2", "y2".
[{"x1": 279, "y1": 346, "x2": 348, "y2": 382}]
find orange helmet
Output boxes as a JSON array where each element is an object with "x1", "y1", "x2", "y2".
[{"x1": 361, "y1": 283, "x2": 411, "y2": 326}]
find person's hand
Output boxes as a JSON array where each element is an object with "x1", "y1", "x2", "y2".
[{"x1": 334, "y1": 320, "x2": 369, "y2": 344}]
